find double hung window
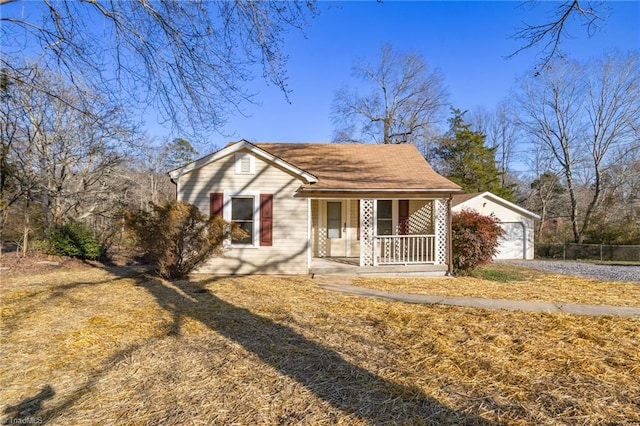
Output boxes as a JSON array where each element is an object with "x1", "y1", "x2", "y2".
[
  {"x1": 377, "y1": 200, "x2": 392, "y2": 235},
  {"x1": 231, "y1": 197, "x2": 254, "y2": 244}
]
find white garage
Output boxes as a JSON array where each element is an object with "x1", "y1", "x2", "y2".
[{"x1": 452, "y1": 192, "x2": 540, "y2": 260}]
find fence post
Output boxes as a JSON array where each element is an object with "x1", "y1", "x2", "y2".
[
  {"x1": 563, "y1": 243, "x2": 566, "y2": 261},
  {"x1": 600, "y1": 244, "x2": 603, "y2": 261}
]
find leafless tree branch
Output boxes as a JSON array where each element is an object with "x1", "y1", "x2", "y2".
[
  {"x1": 331, "y1": 44, "x2": 448, "y2": 145},
  {"x1": 509, "y1": 1, "x2": 608, "y2": 69},
  {"x1": 1, "y1": 1, "x2": 317, "y2": 137}
]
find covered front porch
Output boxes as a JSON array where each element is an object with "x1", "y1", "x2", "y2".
[{"x1": 309, "y1": 197, "x2": 452, "y2": 274}]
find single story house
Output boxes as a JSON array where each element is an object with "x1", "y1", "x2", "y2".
[
  {"x1": 452, "y1": 192, "x2": 540, "y2": 260},
  {"x1": 169, "y1": 140, "x2": 462, "y2": 275}
]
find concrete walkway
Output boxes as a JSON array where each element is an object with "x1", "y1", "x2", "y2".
[{"x1": 312, "y1": 276, "x2": 640, "y2": 318}]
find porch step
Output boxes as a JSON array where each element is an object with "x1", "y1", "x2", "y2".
[
  {"x1": 356, "y1": 264, "x2": 449, "y2": 277},
  {"x1": 310, "y1": 262, "x2": 448, "y2": 278}
]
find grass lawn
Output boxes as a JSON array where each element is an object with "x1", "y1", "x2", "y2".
[
  {"x1": 1, "y1": 265, "x2": 639, "y2": 425},
  {"x1": 354, "y1": 264, "x2": 640, "y2": 307}
]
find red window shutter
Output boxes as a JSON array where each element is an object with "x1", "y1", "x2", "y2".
[
  {"x1": 399, "y1": 200, "x2": 410, "y2": 235},
  {"x1": 357, "y1": 200, "x2": 360, "y2": 240},
  {"x1": 260, "y1": 194, "x2": 273, "y2": 246},
  {"x1": 210, "y1": 193, "x2": 223, "y2": 218}
]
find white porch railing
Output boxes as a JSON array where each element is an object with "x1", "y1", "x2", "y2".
[{"x1": 373, "y1": 234, "x2": 436, "y2": 265}]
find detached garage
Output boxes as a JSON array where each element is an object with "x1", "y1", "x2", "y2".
[{"x1": 452, "y1": 192, "x2": 540, "y2": 260}]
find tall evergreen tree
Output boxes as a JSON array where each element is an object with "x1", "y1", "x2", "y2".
[{"x1": 433, "y1": 110, "x2": 515, "y2": 201}]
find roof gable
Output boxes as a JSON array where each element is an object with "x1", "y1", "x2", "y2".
[
  {"x1": 452, "y1": 191, "x2": 541, "y2": 219},
  {"x1": 168, "y1": 140, "x2": 318, "y2": 184}
]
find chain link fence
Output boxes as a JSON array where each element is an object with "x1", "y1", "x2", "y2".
[{"x1": 536, "y1": 243, "x2": 640, "y2": 262}]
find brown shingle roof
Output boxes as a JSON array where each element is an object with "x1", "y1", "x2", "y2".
[
  {"x1": 253, "y1": 143, "x2": 461, "y2": 192},
  {"x1": 451, "y1": 192, "x2": 482, "y2": 206}
]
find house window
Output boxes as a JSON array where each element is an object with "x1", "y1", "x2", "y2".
[
  {"x1": 235, "y1": 152, "x2": 254, "y2": 174},
  {"x1": 377, "y1": 200, "x2": 392, "y2": 235},
  {"x1": 231, "y1": 197, "x2": 254, "y2": 244},
  {"x1": 327, "y1": 202, "x2": 342, "y2": 239}
]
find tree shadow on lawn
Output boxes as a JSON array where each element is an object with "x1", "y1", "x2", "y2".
[
  {"x1": 1, "y1": 341, "x2": 149, "y2": 425},
  {"x1": 135, "y1": 274, "x2": 497, "y2": 425},
  {"x1": 3, "y1": 385, "x2": 54, "y2": 424}
]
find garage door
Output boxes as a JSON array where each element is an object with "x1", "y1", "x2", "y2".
[{"x1": 495, "y1": 222, "x2": 524, "y2": 259}]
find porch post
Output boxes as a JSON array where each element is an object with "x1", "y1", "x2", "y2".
[
  {"x1": 359, "y1": 199, "x2": 374, "y2": 266},
  {"x1": 434, "y1": 198, "x2": 448, "y2": 265},
  {"x1": 447, "y1": 196, "x2": 454, "y2": 274},
  {"x1": 318, "y1": 200, "x2": 326, "y2": 257},
  {"x1": 306, "y1": 198, "x2": 312, "y2": 272}
]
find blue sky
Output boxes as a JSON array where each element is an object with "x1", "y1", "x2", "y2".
[{"x1": 158, "y1": 1, "x2": 638, "y2": 151}]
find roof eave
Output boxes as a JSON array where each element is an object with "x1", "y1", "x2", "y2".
[
  {"x1": 297, "y1": 187, "x2": 463, "y2": 198},
  {"x1": 299, "y1": 188, "x2": 463, "y2": 192},
  {"x1": 455, "y1": 191, "x2": 541, "y2": 220},
  {"x1": 168, "y1": 140, "x2": 318, "y2": 184}
]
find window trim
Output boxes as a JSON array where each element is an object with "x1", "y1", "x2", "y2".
[
  {"x1": 223, "y1": 190, "x2": 260, "y2": 248},
  {"x1": 230, "y1": 196, "x2": 255, "y2": 245}
]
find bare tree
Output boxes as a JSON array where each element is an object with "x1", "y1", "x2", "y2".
[
  {"x1": 331, "y1": 44, "x2": 448, "y2": 147},
  {"x1": 529, "y1": 171, "x2": 565, "y2": 239},
  {"x1": 1, "y1": 67, "x2": 135, "y2": 251},
  {"x1": 517, "y1": 52, "x2": 640, "y2": 243},
  {"x1": 586, "y1": 157, "x2": 640, "y2": 243},
  {"x1": 123, "y1": 137, "x2": 196, "y2": 211},
  {"x1": 469, "y1": 100, "x2": 519, "y2": 190},
  {"x1": 1, "y1": 1, "x2": 316, "y2": 136},
  {"x1": 519, "y1": 135, "x2": 568, "y2": 241},
  {"x1": 510, "y1": 1, "x2": 609, "y2": 67},
  {"x1": 0, "y1": 78, "x2": 35, "y2": 254}
]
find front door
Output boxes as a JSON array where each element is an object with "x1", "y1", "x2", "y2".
[{"x1": 324, "y1": 201, "x2": 347, "y2": 257}]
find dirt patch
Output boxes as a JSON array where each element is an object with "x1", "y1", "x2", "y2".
[
  {"x1": 0, "y1": 252, "x2": 91, "y2": 278},
  {"x1": 0, "y1": 248, "x2": 146, "y2": 279}
]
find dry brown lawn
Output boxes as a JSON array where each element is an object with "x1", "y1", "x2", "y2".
[
  {"x1": 354, "y1": 264, "x2": 640, "y2": 308},
  {"x1": 1, "y1": 265, "x2": 639, "y2": 425}
]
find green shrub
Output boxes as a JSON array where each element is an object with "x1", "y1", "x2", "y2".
[
  {"x1": 452, "y1": 209, "x2": 504, "y2": 275},
  {"x1": 49, "y1": 221, "x2": 103, "y2": 260},
  {"x1": 124, "y1": 201, "x2": 245, "y2": 279}
]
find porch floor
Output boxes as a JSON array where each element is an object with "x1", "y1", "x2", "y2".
[{"x1": 310, "y1": 257, "x2": 448, "y2": 277}]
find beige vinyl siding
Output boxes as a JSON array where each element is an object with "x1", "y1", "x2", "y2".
[
  {"x1": 456, "y1": 196, "x2": 521, "y2": 222},
  {"x1": 177, "y1": 150, "x2": 308, "y2": 274}
]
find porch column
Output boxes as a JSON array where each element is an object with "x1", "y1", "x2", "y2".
[
  {"x1": 434, "y1": 198, "x2": 449, "y2": 265},
  {"x1": 359, "y1": 199, "x2": 374, "y2": 266}
]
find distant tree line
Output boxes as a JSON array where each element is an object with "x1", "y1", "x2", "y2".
[{"x1": 0, "y1": 67, "x2": 199, "y2": 255}]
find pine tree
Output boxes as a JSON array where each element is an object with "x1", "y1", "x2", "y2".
[{"x1": 433, "y1": 110, "x2": 515, "y2": 201}]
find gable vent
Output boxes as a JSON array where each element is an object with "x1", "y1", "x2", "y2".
[{"x1": 235, "y1": 152, "x2": 254, "y2": 174}]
